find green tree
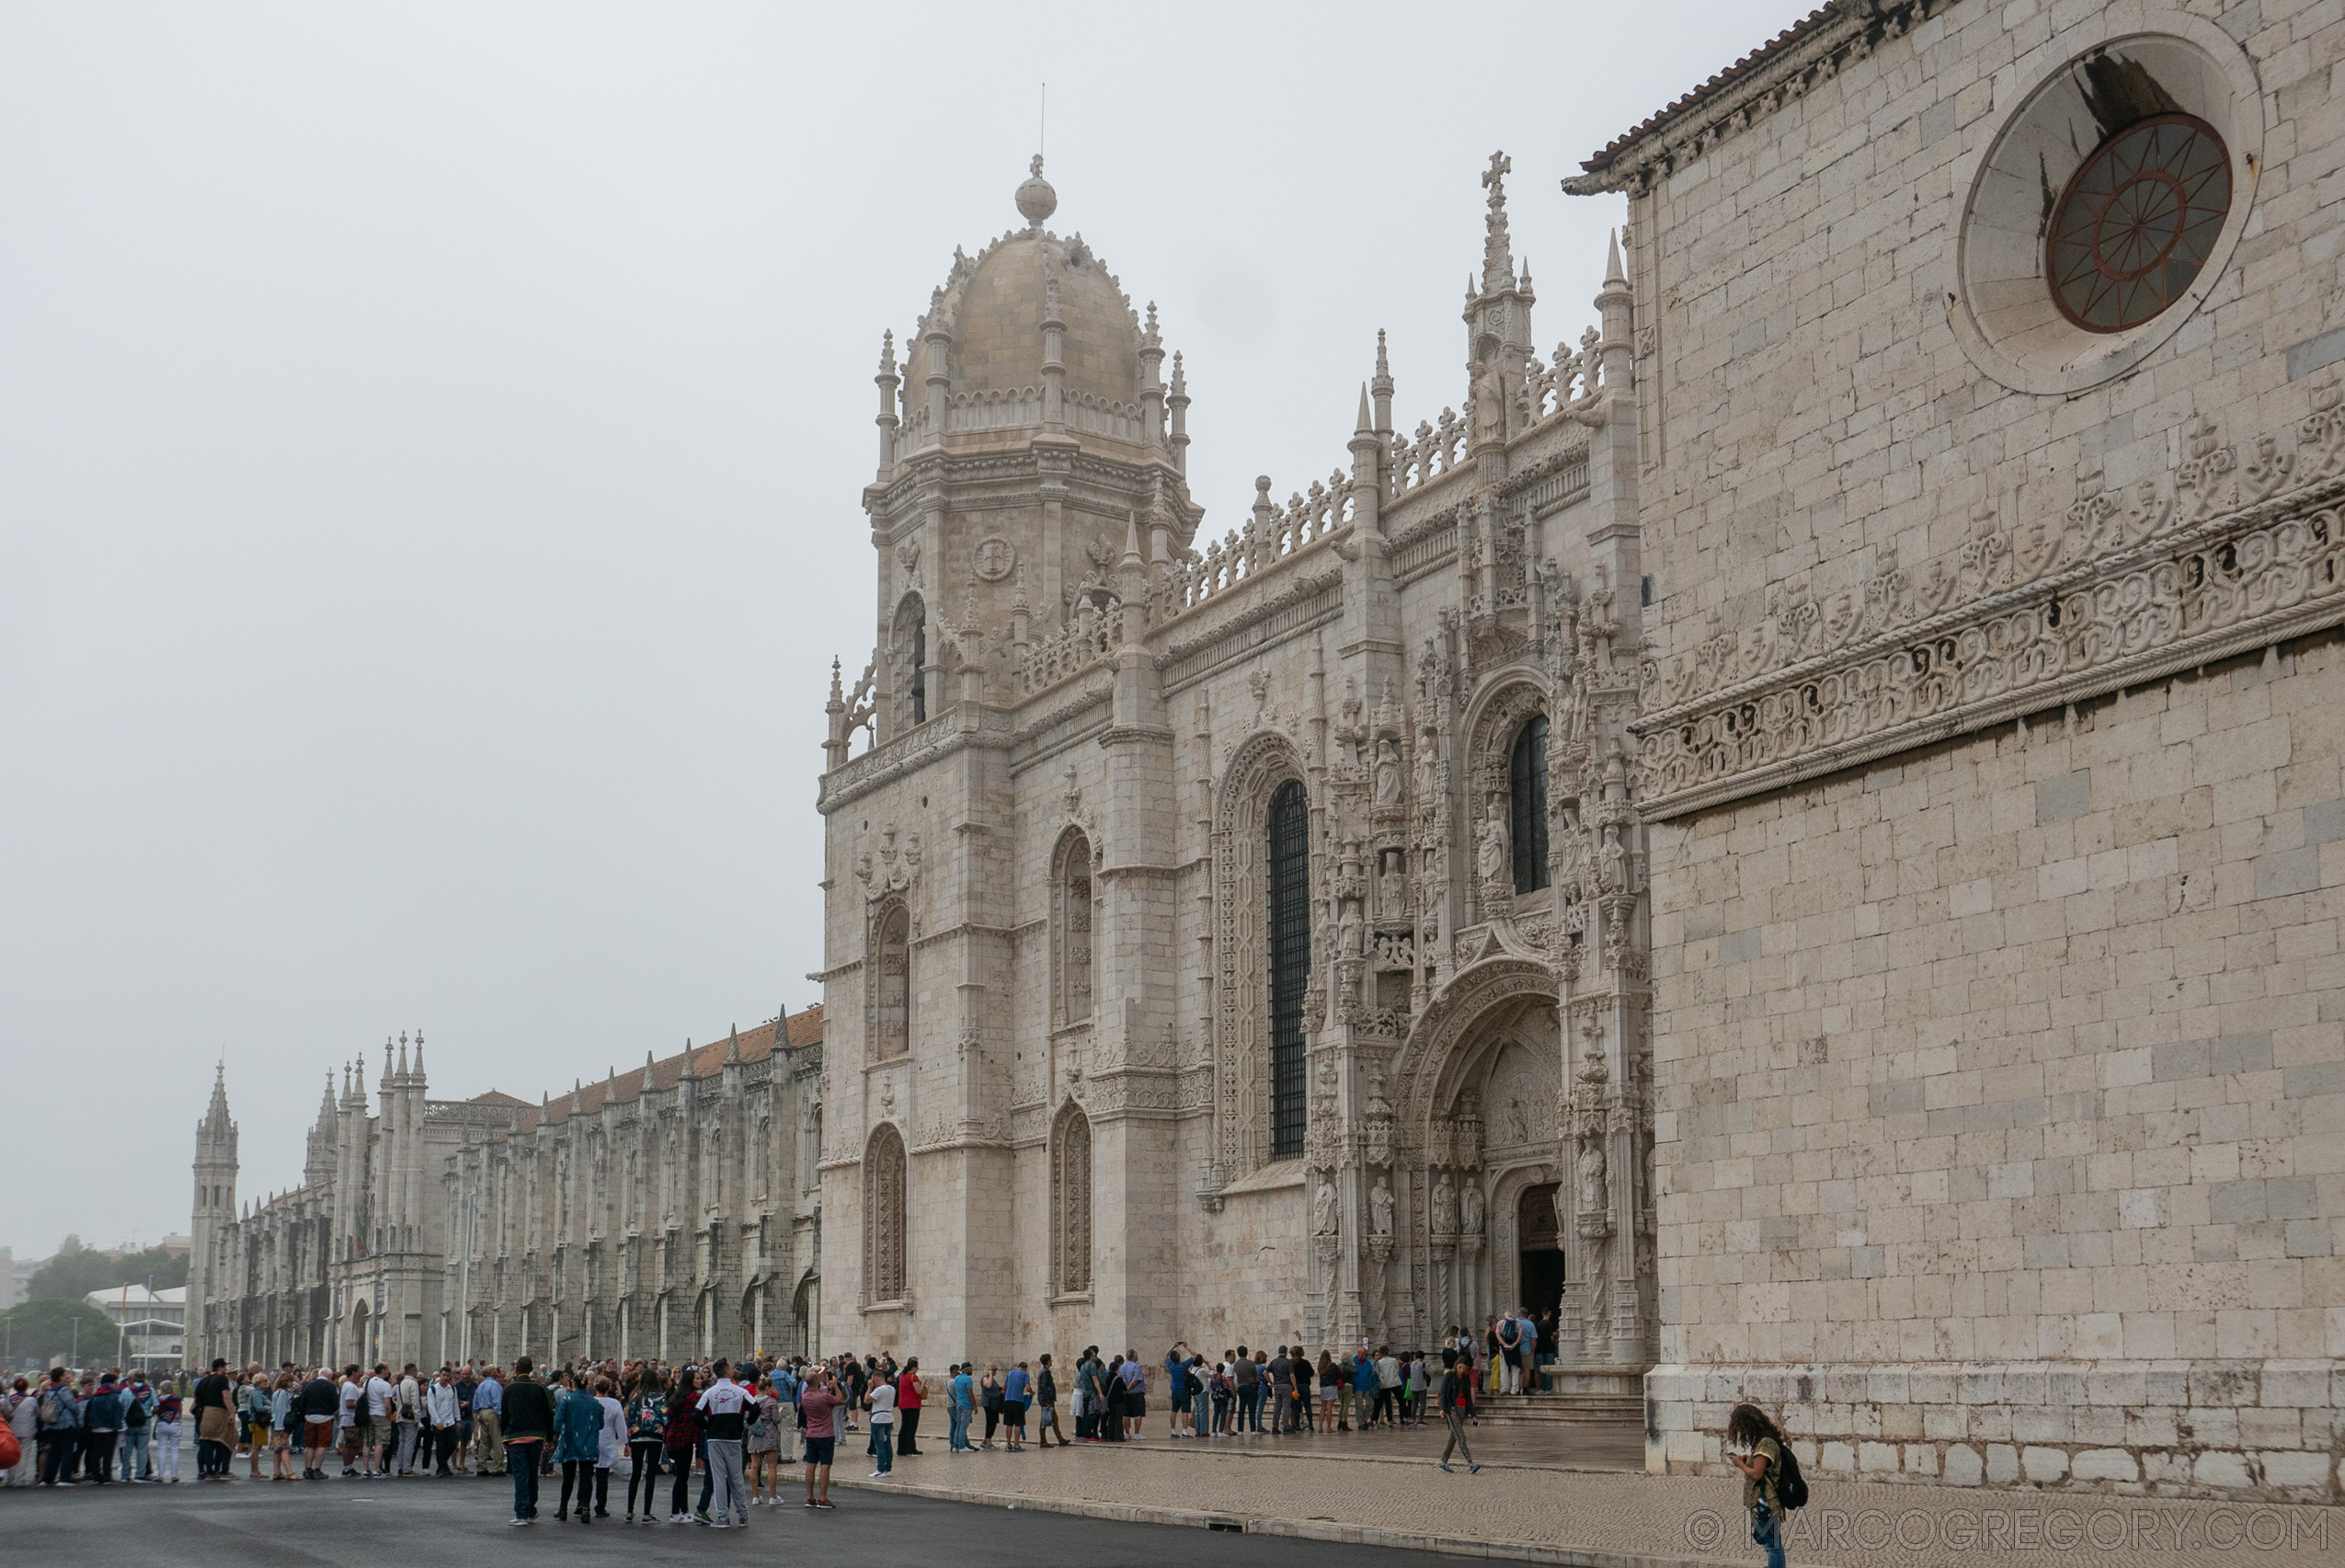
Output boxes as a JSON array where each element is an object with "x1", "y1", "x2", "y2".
[
  {"x1": 28, "y1": 1237, "x2": 187, "y2": 1298},
  {"x1": 0, "y1": 1299, "x2": 124, "y2": 1372}
]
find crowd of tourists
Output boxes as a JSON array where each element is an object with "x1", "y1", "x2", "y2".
[{"x1": 1, "y1": 1309, "x2": 1572, "y2": 1520}]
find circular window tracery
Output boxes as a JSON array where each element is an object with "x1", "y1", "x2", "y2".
[{"x1": 2047, "y1": 113, "x2": 2232, "y2": 333}]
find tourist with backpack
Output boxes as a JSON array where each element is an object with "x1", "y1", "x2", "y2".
[
  {"x1": 1726, "y1": 1402, "x2": 1802, "y2": 1568},
  {"x1": 120, "y1": 1372, "x2": 152, "y2": 1480}
]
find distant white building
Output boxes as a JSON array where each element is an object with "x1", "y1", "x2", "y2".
[
  {"x1": 85, "y1": 1285, "x2": 187, "y2": 1369},
  {"x1": 0, "y1": 1251, "x2": 40, "y2": 1312}
]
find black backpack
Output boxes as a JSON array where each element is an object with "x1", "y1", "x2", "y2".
[{"x1": 1773, "y1": 1442, "x2": 1808, "y2": 1510}]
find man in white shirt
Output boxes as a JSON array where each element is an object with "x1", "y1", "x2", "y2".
[
  {"x1": 363, "y1": 1366, "x2": 394, "y2": 1477},
  {"x1": 694, "y1": 1360, "x2": 750, "y2": 1528},
  {"x1": 865, "y1": 1377, "x2": 897, "y2": 1478},
  {"x1": 337, "y1": 1370, "x2": 362, "y2": 1477},
  {"x1": 426, "y1": 1371, "x2": 461, "y2": 1476},
  {"x1": 394, "y1": 1366, "x2": 422, "y2": 1476}
]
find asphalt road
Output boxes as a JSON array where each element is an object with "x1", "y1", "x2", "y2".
[{"x1": 3, "y1": 1473, "x2": 1502, "y2": 1566}]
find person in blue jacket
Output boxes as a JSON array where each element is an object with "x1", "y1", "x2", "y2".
[
  {"x1": 1350, "y1": 1351, "x2": 1380, "y2": 1430},
  {"x1": 551, "y1": 1372, "x2": 604, "y2": 1524}
]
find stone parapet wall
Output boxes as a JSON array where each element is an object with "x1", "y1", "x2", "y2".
[{"x1": 1649, "y1": 1358, "x2": 2342, "y2": 1501}]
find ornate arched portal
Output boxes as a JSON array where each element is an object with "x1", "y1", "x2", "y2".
[{"x1": 1372, "y1": 956, "x2": 1565, "y2": 1346}]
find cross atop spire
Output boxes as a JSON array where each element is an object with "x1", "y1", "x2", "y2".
[{"x1": 1481, "y1": 150, "x2": 1516, "y2": 297}]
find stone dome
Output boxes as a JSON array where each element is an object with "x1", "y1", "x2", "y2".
[{"x1": 901, "y1": 169, "x2": 1152, "y2": 448}]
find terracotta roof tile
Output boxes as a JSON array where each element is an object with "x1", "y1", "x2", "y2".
[{"x1": 507, "y1": 1003, "x2": 824, "y2": 1133}]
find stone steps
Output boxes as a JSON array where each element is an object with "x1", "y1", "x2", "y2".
[{"x1": 1474, "y1": 1394, "x2": 1644, "y2": 1425}]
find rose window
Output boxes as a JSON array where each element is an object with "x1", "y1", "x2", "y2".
[{"x1": 2046, "y1": 113, "x2": 2232, "y2": 334}]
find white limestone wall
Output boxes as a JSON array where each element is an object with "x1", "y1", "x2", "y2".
[
  {"x1": 1648, "y1": 645, "x2": 2345, "y2": 1499},
  {"x1": 1624, "y1": 0, "x2": 2345, "y2": 1503}
]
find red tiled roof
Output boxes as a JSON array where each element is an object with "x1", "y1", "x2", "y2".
[
  {"x1": 505, "y1": 1003, "x2": 824, "y2": 1132},
  {"x1": 1576, "y1": 4, "x2": 1840, "y2": 175},
  {"x1": 467, "y1": 1090, "x2": 532, "y2": 1108}
]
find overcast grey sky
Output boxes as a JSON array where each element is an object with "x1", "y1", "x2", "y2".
[{"x1": 0, "y1": 2, "x2": 1810, "y2": 1258}]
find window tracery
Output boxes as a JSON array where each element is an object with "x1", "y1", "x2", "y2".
[
  {"x1": 1266, "y1": 779, "x2": 1311, "y2": 1159},
  {"x1": 890, "y1": 592, "x2": 928, "y2": 731},
  {"x1": 872, "y1": 900, "x2": 911, "y2": 1059},
  {"x1": 1214, "y1": 735, "x2": 1310, "y2": 1175},
  {"x1": 863, "y1": 1122, "x2": 907, "y2": 1304},
  {"x1": 1051, "y1": 1102, "x2": 1093, "y2": 1295},
  {"x1": 1053, "y1": 831, "x2": 1095, "y2": 1026}
]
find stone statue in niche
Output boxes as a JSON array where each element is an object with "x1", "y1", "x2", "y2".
[
  {"x1": 1578, "y1": 1139, "x2": 1607, "y2": 1214},
  {"x1": 1432, "y1": 1170, "x2": 1458, "y2": 1235},
  {"x1": 1459, "y1": 1178, "x2": 1485, "y2": 1235},
  {"x1": 1374, "y1": 737, "x2": 1402, "y2": 805},
  {"x1": 1599, "y1": 823, "x2": 1627, "y2": 894},
  {"x1": 1313, "y1": 1176, "x2": 1338, "y2": 1236},
  {"x1": 1378, "y1": 850, "x2": 1407, "y2": 922},
  {"x1": 1470, "y1": 359, "x2": 1504, "y2": 445},
  {"x1": 1369, "y1": 1175, "x2": 1394, "y2": 1237},
  {"x1": 1476, "y1": 803, "x2": 1510, "y2": 887}
]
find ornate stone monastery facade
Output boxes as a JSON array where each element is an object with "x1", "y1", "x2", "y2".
[
  {"x1": 201, "y1": 0, "x2": 2344, "y2": 1505},
  {"x1": 816, "y1": 152, "x2": 1657, "y2": 1403},
  {"x1": 190, "y1": 1009, "x2": 825, "y2": 1373},
  {"x1": 817, "y1": 0, "x2": 2343, "y2": 1503}
]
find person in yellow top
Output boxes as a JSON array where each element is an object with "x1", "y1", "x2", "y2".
[{"x1": 1725, "y1": 1403, "x2": 1786, "y2": 1568}]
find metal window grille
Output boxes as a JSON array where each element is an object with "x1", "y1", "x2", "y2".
[
  {"x1": 1511, "y1": 715, "x2": 1550, "y2": 893},
  {"x1": 1266, "y1": 780, "x2": 1310, "y2": 1159}
]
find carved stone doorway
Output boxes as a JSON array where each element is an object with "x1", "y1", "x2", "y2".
[{"x1": 1517, "y1": 1181, "x2": 1564, "y2": 1341}]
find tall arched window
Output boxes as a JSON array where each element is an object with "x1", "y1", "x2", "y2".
[
  {"x1": 1510, "y1": 715, "x2": 1550, "y2": 894},
  {"x1": 874, "y1": 902, "x2": 910, "y2": 1059},
  {"x1": 909, "y1": 617, "x2": 927, "y2": 725},
  {"x1": 891, "y1": 593, "x2": 928, "y2": 732},
  {"x1": 863, "y1": 1123, "x2": 907, "y2": 1304},
  {"x1": 1051, "y1": 1102, "x2": 1093, "y2": 1296},
  {"x1": 1266, "y1": 779, "x2": 1311, "y2": 1159},
  {"x1": 1055, "y1": 833, "x2": 1094, "y2": 1026}
]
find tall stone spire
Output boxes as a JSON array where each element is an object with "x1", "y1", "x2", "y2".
[
  {"x1": 201, "y1": 1060, "x2": 234, "y2": 1139},
  {"x1": 305, "y1": 1070, "x2": 338, "y2": 1189}
]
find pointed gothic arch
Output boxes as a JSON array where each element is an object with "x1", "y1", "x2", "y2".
[
  {"x1": 1050, "y1": 1100, "x2": 1093, "y2": 1297},
  {"x1": 1212, "y1": 730, "x2": 1310, "y2": 1176},
  {"x1": 862, "y1": 1122, "x2": 908, "y2": 1306},
  {"x1": 1460, "y1": 675, "x2": 1558, "y2": 909},
  {"x1": 869, "y1": 898, "x2": 911, "y2": 1060},
  {"x1": 1050, "y1": 828, "x2": 1096, "y2": 1028},
  {"x1": 890, "y1": 592, "x2": 928, "y2": 730}
]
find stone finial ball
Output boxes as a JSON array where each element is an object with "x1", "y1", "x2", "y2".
[{"x1": 1016, "y1": 155, "x2": 1058, "y2": 225}]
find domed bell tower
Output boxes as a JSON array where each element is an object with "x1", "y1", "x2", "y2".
[{"x1": 854, "y1": 158, "x2": 1201, "y2": 745}]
